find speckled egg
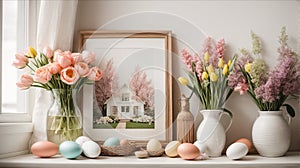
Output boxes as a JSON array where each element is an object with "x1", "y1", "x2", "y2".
[
  {"x1": 82, "y1": 141, "x2": 101, "y2": 158},
  {"x1": 75, "y1": 136, "x2": 91, "y2": 147},
  {"x1": 147, "y1": 139, "x2": 162, "y2": 151},
  {"x1": 59, "y1": 141, "x2": 82, "y2": 159},
  {"x1": 165, "y1": 141, "x2": 181, "y2": 157},
  {"x1": 177, "y1": 143, "x2": 200, "y2": 160},
  {"x1": 103, "y1": 137, "x2": 120, "y2": 147},
  {"x1": 31, "y1": 141, "x2": 58, "y2": 158}
]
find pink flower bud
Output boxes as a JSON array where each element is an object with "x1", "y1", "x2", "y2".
[
  {"x1": 75, "y1": 62, "x2": 90, "y2": 77},
  {"x1": 12, "y1": 52, "x2": 28, "y2": 69},
  {"x1": 16, "y1": 74, "x2": 34, "y2": 90},
  {"x1": 47, "y1": 62, "x2": 62, "y2": 74},
  {"x1": 88, "y1": 67, "x2": 102, "y2": 81},
  {"x1": 43, "y1": 46, "x2": 53, "y2": 59}
]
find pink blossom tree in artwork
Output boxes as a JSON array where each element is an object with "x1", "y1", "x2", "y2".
[
  {"x1": 94, "y1": 59, "x2": 118, "y2": 117},
  {"x1": 129, "y1": 66, "x2": 154, "y2": 112}
]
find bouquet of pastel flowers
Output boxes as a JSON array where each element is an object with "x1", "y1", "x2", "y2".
[
  {"x1": 178, "y1": 37, "x2": 236, "y2": 114},
  {"x1": 12, "y1": 46, "x2": 102, "y2": 144},
  {"x1": 13, "y1": 46, "x2": 102, "y2": 90},
  {"x1": 228, "y1": 27, "x2": 300, "y2": 117}
]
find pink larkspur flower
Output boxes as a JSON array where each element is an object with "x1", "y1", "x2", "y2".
[{"x1": 216, "y1": 38, "x2": 225, "y2": 58}]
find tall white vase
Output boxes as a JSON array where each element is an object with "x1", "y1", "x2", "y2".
[
  {"x1": 196, "y1": 110, "x2": 232, "y2": 157},
  {"x1": 252, "y1": 111, "x2": 291, "y2": 157}
]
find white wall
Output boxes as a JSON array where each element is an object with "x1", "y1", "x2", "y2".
[{"x1": 74, "y1": 0, "x2": 300, "y2": 151}]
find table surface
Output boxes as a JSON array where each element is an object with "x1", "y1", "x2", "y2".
[{"x1": 0, "y1": 152, "x2": 300, "y2": 168}]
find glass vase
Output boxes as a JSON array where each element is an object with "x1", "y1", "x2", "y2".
[{"x1": 47, "y1": 89, "x2": 82, "y2": 145}]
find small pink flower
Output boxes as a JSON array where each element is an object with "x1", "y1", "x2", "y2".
[
  {"x1": 47, "y1": 63, "x2": 62, "y2": 74},
  {"x1": 88, "y1": 67, "x2": 102, "y2": 81},
  {"x1": 53, "y1": 49, "x2": 62, "y2": 62},
  {"x1": 234, "y1": 81, "x2": 249, "y2": 95},
  {"x1": 55, "y1": 51, "x2": 74, "y2": 68},
  {"x1": 60, "y1": 67, "x2": 80, "y2": 85},
  {"x1": 35, "y1": 66, "x2": 52, "y2": 84},
  {"x1": 16, "y1": 74, "x2": 34, "y2": 90},
  {"x1": 75, "y1": 62, "x2": 90, "y2": 77},
  {"x1": 12, "y1": 52, "x2": 28, "y2": 69},
  {"x1": 43, "y1": 46, "x2": 53, "y2": 59},
  {"x1": 82, "y1": 50, "x2": 95, "y2": 64},
  {"x1": 71, "y1": 53, "x2": 82, "y2": 64}
]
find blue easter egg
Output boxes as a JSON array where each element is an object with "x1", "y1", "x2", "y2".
[
  {"x1": 103, "y1": 137, "x2": 120, "y2": 147},
  {"x1": 59, "y1": 141, "x2": 82, "y2": 159}
]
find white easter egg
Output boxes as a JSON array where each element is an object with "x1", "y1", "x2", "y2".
[
  {"x1": 75, "y1": 136, "x2": 91, "y2": 147},
  {"x1": 82, "y1": 141, "x2": 101, "y2": 158},
  {"x1": 226, "y1": 142, "x2": 248, "y2": 160},
  {"x1": 165, "y1": 141, "x2": 181, "y2": 157},
  {"x1": 147, "y1": 139, "x2": 162, "y2": 151},
  {"x1": 193, "y1": 141, "x2": 207, "y2": 154}
]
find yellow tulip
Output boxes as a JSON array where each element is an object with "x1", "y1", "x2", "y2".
[
  {"x1": 223, "y1": 64, "x2": 229, "y2": 75},
  {"x1": 245, "y1": 63, "x2": 253, "y2": 73},
  {"x1": 218, "y1": 58, "x2": 224, "y2": 68},
  {"x1": 210, "y1": 72, "x2": 218, "y2": 82},
  {"x1": 204, "y1": 52, "x2": 210, "y2": 62},
  {"x1": 227, "y1": 60, "x2": 232, "y2": 67},
  {"x1": 27, "y1": 46, "x2": 37, "y2": 58},
  {"x1": 202, "y1": 71, "x2": 209, "y2": 80},
  {"x1": 178, "y1": 77, "x2": 189, "y2": 86},
  {"x1": 207, "y1": 65, "x2": 214, "y2": 74}
]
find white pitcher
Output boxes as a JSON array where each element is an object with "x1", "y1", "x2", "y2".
[
  {"x1": 195, "y1": 109, "x2": 232, "y2": 157},
  {"x1": 252, "y1": 111, "x2": 291, "y2": 157}
]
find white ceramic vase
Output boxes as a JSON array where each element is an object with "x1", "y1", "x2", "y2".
[
  {"x1": 252, "y1": 111, "x2": 291, "y2": 157},
  {"x1": 196, "y1": 110, "x2": 232, "y2": 157}
]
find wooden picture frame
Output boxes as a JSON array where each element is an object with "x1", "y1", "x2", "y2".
[{"x1": 79, "y1": 30, "x2": 172, "y2": 146}]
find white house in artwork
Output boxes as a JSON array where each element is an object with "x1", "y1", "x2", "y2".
[{"x1": 105, "y1": 84, "x2": 145, "y2": 120}]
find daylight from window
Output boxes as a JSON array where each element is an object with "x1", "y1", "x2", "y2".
[{"x1": 1, "y1": 1, "x2": 23, "y2": 113}]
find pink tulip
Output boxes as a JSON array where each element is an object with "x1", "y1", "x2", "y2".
[
  {"x1": 16, "y1": 74, "x2": 34, "y2": 90},
  {"x1": 47, "y1": 62, "x2": 62, "y2": 74},
  {"x1": 71, "y1": 53, "x2": 82, "y2": 64},
  {"x1": 82, "y1": 50, "x2": 95, "y2": 64},
  {"x1": 43, "y1": 46, "x2": 53, "y2": 59},
  {"x1": 12, "y1": 52, "x2": 28, "y2": 69},
  {"x1": 75, "y1": 62, "x2": 90, "y2": 77},
  {"x1": 60, "y1": 67, "x2": 80, "y2": 85},
  {"x1": 53, "y1": 49, "x2": 62, "y2": 62},
  {"x1": 88, "y1": 67, "x2": 102, "y2": 81},
  {"x1": 35, "y1": 66, "x2": 52, "y2": 84},
  {"x1": 56, "y1": 51, "x2": 74, "y2": 68}
]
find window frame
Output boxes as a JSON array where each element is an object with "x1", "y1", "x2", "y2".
[{"x1": 0, "y1": 0, "x2": 38, "y2": 123}]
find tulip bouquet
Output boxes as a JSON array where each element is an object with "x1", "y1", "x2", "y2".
[
  {"x1": 12, "y1": 46, "x2": 102, "y2": 144},
  {"x1": 179, "y1": 37, "x2": 236, "y2": 114},
  {"x1": 228, "y1": 27, "x2": 300, "y2": 117}
]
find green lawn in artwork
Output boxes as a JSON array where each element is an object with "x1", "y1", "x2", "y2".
[
  {"x1": 93, "y1": 123, "x2": 118, "y2": 129},
  {"x1": 126, "y1": 121, "x2": 154, "y2": 129}
]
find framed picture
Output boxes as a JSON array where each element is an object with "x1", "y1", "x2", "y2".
[{"x1": 79, "y1": 30, "x2": 172, "y2": 146}]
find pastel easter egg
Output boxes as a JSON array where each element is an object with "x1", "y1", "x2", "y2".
[
  {"x1": 177, "y1": 143, "x2": 200, "y2": 160},
  {"x1": 147, "y1": 139, "x2": 162, "y2": 151},
  {"x1": 103, "y1": 137, "x2": 120, "y2": 147},
  {"x1": 82, "y1": 141, "x2": 101, "y2": 158},
  {"x1": 59, "y1": 141, "x2": 82, "y2": 159},
  {"x1": 120, "y1": 139, "x2": 129, "y2": 146},
  {"x1": 165, "y1": 141, "x2": 181, "y2": 157},
  {"x1": 75, "y1": 136, "x2": 91, "y2": 147},
  {"x1": 236, "y1": 138, "x2": 252, "y2": 150},
  {"x1": 226, "y1": 142, "x2": 248, "y2": 160},
  {"x1": 31, "y1": 141, "x2": 58, "y2": 158}
]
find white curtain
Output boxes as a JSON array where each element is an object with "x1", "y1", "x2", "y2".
[{"x1": 30, "y1": 0, "x2": 78, "y2": 145}]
